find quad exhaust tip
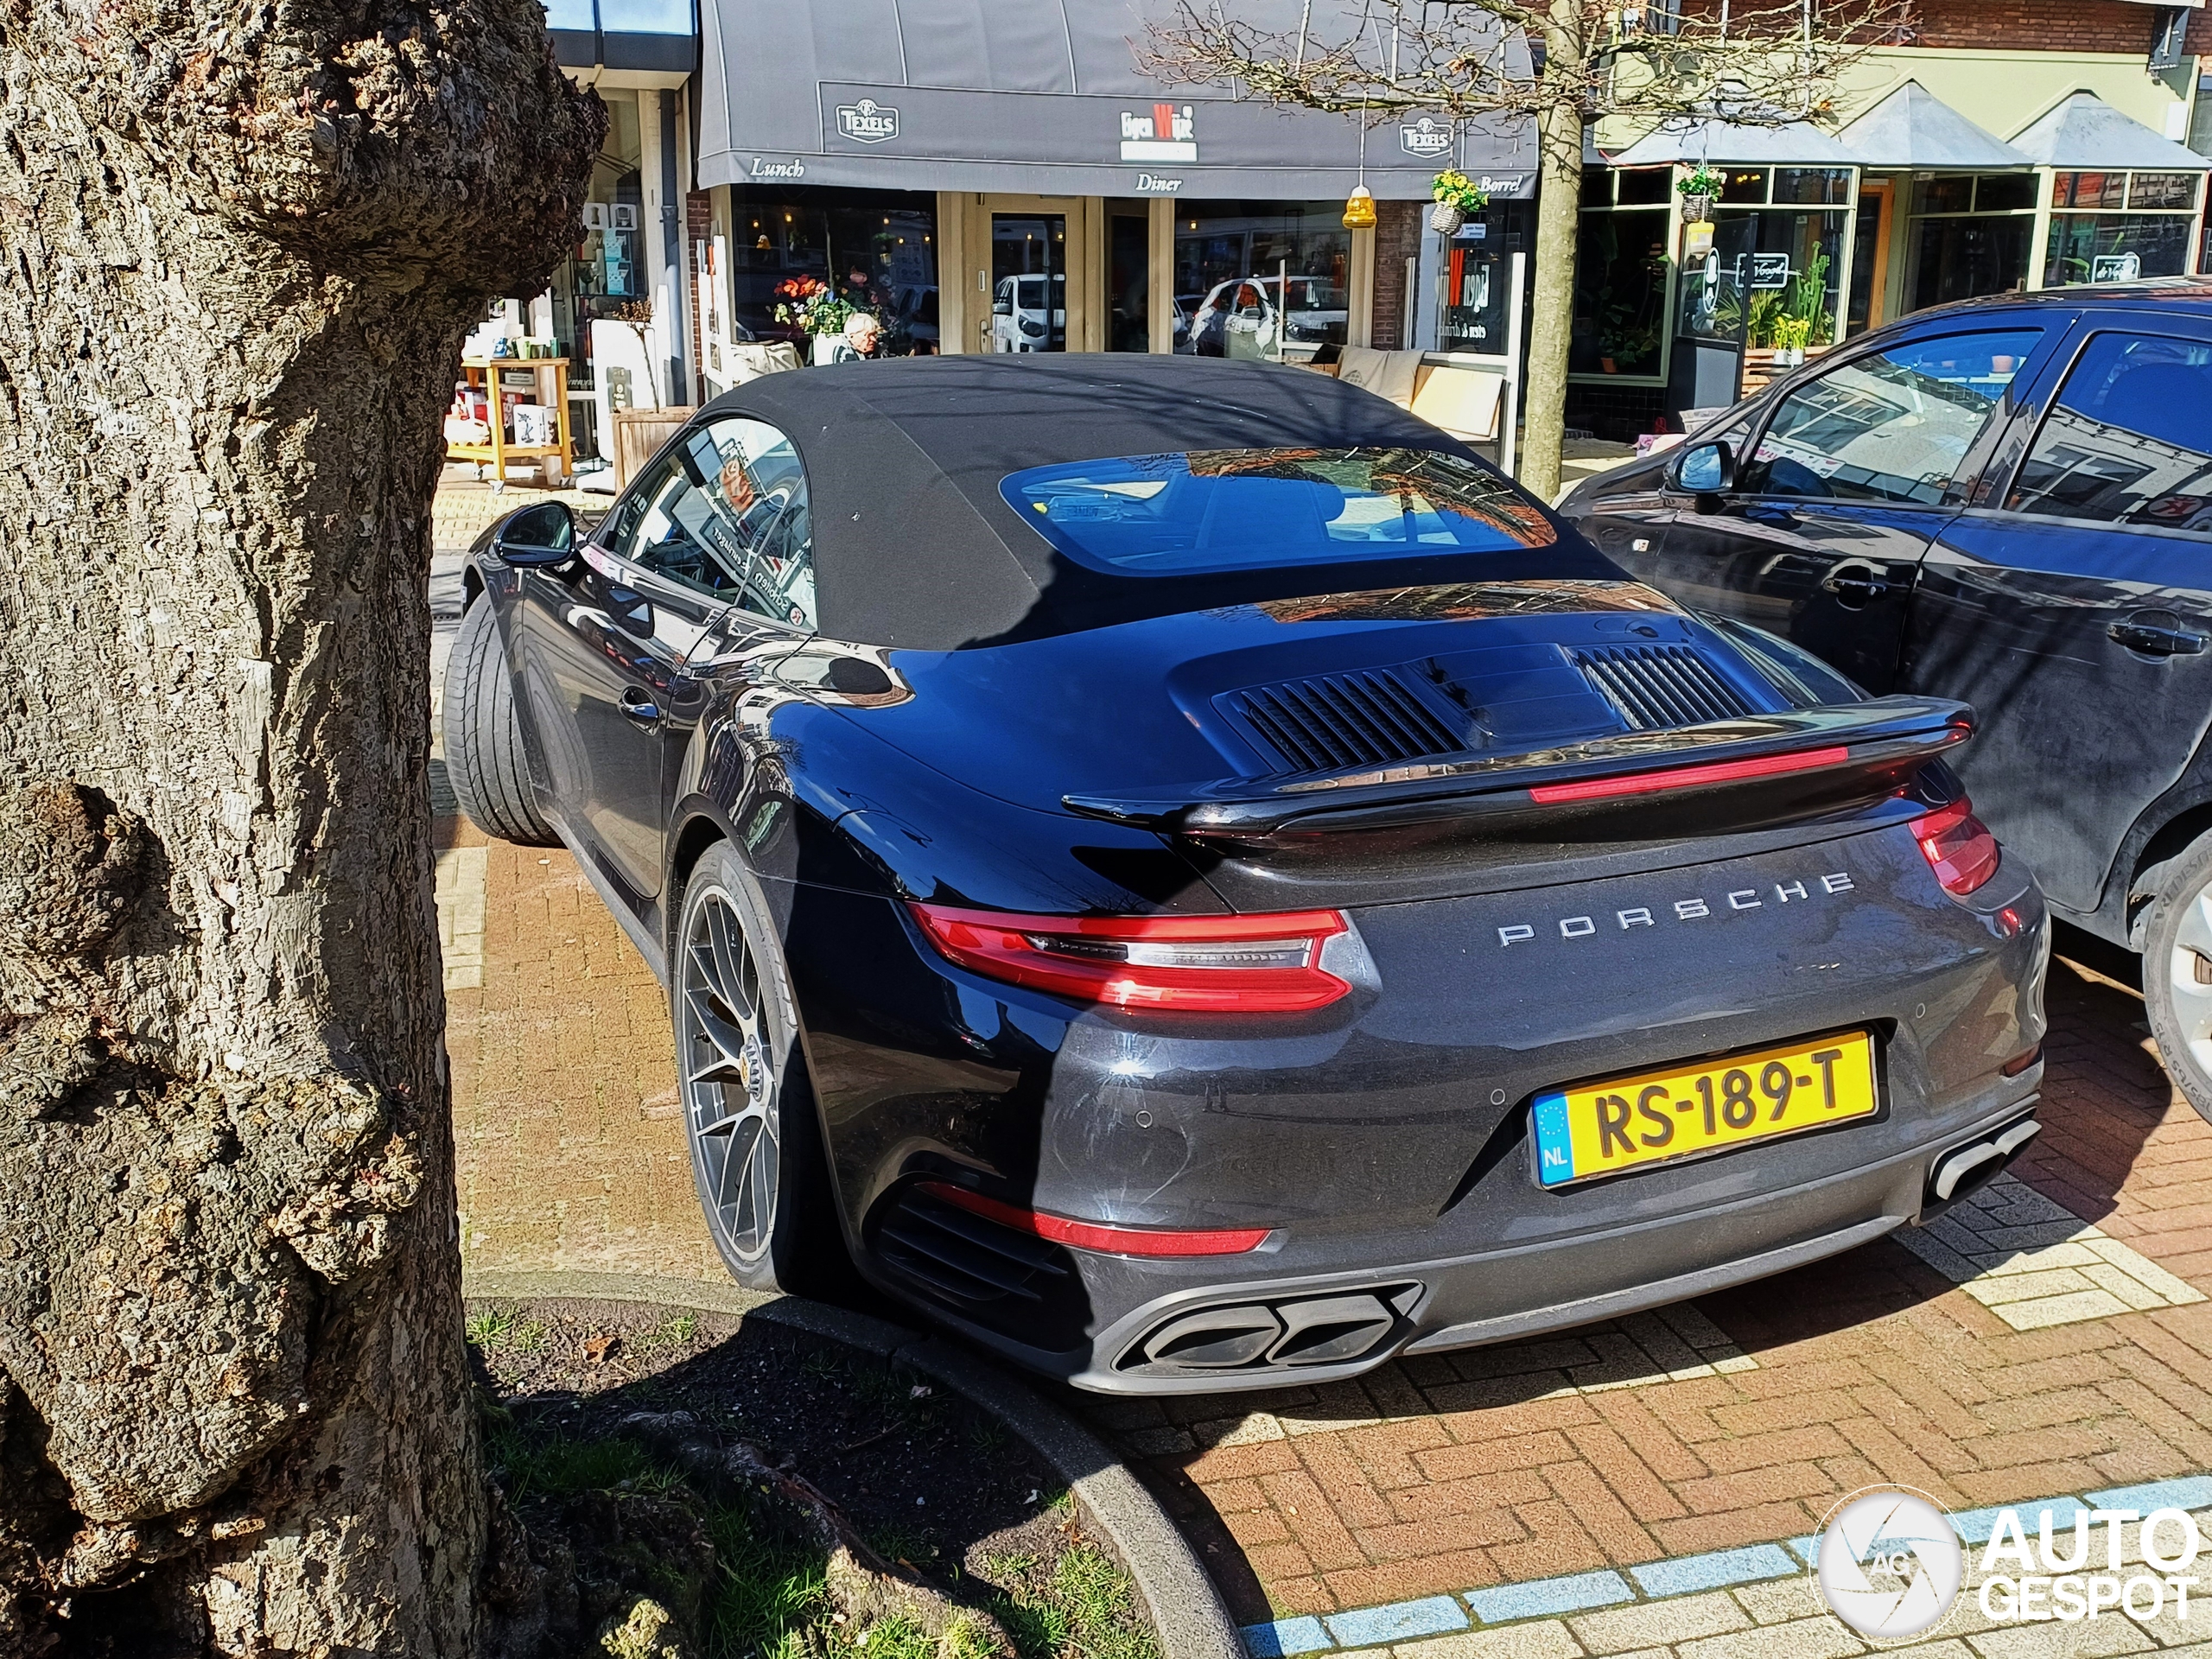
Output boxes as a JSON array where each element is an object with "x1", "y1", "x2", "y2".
[
  {"x1": 1929, "y1": 1116, "x2": 2041, "y2": 1205},
  {"x1": 1126, "y1": 1284, "x2": 1422, "y2": 1375}
]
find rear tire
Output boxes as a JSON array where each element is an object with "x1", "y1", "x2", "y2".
[
  {"x1": 672, "y1": 842, "x2": 852, "y2": 1294},
  {"x1": 2139, "y1": 835, "x2": 2212, "y2": 1128},
  {"x1": 441, "y1": 598, "x2": 556, "y2": 846}
]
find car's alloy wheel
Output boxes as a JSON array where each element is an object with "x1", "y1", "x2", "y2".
[
  {"x1": 680, "y1": 883, "x2": 783, "y2": 1268},
  {"x1": 671, "y1": 844, "x2": 849, "y2": 1291},
  {"x1": 2142, "y1": 836, "x2": 2212, "y2": 1128}
]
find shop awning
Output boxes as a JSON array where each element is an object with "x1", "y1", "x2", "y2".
[
  {"x1": 695, "y1": 0, "x2": 1538, "y2": 200},
  {"x1": 1608, "y1": 116, "x2": 1860, "y2": 168},
  {"x1": 1839, "y1": 81, "x2": 2028, "y2": 170},
  {"x1": 2009, "y1": 91, "x2": 2211, "y2": 170}
]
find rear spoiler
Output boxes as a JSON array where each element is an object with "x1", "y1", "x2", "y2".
[{"x1": 1063, "y1": 696, "x2": 1973, "y2": 839}]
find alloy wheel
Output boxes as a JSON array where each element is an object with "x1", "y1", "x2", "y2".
[
  {"x1": 2166, "y1": 880, "x2": 2212, "y2": 1082},
  {"x1": 679, "y1": 886, "x2": 779, "y2": 1264}
]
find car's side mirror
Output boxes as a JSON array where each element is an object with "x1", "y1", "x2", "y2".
[
  {"x1": 493, "y1": 500, "x2": 575, "y2": 568},
  {"x1": 992, "y1": 298, "x2": 1012, "y2": 316},
  {"x1": 1672, "y1": 442, "x2": 1735, "y2": 511}
]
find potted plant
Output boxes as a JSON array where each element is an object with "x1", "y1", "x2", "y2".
[
  {"x1": 1676, "y1": 164, "x2": 1725, "y2": 224},
  {"x1": 774, "y1": 276, "x2": 878, "y2": 365},
  {"x1": 1430, "y1": 169, "x2": 1490, "y2": 236}
]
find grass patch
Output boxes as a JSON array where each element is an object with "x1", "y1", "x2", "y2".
[
  {"x1": 483, "y1": 1425, "x2": 683, "y2": 1504},
  {"x1": 467, "y1": 1304, "x2": 549, "y2": 1353},
  {"x1": 635, "y1": 1313, "x2": 701, "y2": 1354},
  {"x1": 985, "y1": 1544, "x2": 1156, "y2": 1659}
]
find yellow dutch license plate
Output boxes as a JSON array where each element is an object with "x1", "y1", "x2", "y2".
[{"x1": 1533, "y1": 1032, "x2": 1878, "y2": 1188}]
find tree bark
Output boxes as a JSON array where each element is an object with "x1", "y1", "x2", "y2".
[
  {"x1": 1518, "y1": 3, "x2": 1590, "y2": 505},
  {"x1": 0, "y1": 3, "x2": 600, "y2": 1650}
]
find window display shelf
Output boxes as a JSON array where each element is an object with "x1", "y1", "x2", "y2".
[{"x1": 447, "y1": 357, "x2": 575, "y2": 483}]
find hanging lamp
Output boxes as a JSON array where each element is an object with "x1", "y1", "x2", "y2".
[{"x1": 1343, "y1": 92, "x2": 1376, "y2": 227}]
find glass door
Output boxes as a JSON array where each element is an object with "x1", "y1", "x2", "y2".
[
  {"x1": 975, "y1": 195, "x2": 1093, "y2": 353},
  {"x1": 989, "y1": 210, "x2": 1067, "y2": 351}
]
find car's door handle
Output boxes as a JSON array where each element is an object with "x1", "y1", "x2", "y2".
[
  {"x1": 619, "y1": 687, "x2": 663, "y2": 724},
  {"x1": 1821, "y1": 572, "x2": 1894, "y2": 604},
  {"x1": 2110, "y1": 620, "x2": 2209, "y2": 657}
]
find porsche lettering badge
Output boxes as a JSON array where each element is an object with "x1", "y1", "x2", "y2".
[{"x1": 1499, "y1": 872, "x2": 1854, "y2": 947}]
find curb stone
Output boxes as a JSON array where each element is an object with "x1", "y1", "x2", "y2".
[{"x1": 461, "y1": 1269, "x2": 1243, "y2": 1659}]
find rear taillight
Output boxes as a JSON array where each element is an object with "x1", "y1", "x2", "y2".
[
  {"x1": 1916, "y1": 797, "x2": 2000, "y2": 897},
  {"x1": 906, "y1": 904, "x2": 1351, "y2": 1013},
  {"x1": 918, "y1": 1181, "x2": 1272, "y2": 1256}
]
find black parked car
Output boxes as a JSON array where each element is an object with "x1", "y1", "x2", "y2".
[
  {"x1": 1561, "y1": 282, "x2": 2212, "y2": 1126},
  {"x1": 444, "y1": 355, "x2": 2047, "y2": 1393}
]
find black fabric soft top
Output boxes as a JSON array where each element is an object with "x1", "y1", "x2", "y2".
[{"x1": 699, "y1": 354, "x2": 1591, "y2": 651}]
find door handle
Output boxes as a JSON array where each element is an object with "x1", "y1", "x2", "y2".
[
  {"x1": 1821, "y1": 571, "x2": 1895, "y2": 605},
  {"x1": 619, "y1": 687, "x2": 663, "y2": 724},
  {"x1": 2110, "y1": 620, "x2": 2209, "y2": 657}
]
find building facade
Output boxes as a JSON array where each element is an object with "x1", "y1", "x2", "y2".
[
  {"x1": 524, "y1": 0, "x2": 2212, "y2": 456},
  {"x1": 1571, "y1": 0, "x2": 2212, "y2": 437}
]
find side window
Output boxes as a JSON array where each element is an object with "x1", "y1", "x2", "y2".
[
  {"x1": 2008, "y1": 332, "x2": 2212, "y2": 532},
  {"x1": 605, "y1": 416, "x2": 817, "y2": 629},
  {"x1": 1741, "y1": 330, "x2": 2044, "y2": 505}
]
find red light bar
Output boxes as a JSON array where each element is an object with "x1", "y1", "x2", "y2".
[
  {"x1": 919, "y1": 1181, "x2": 1272, "y2": 1257},
  {"x1": 1529, "y1": 746, "x2": 1852, "y2": 805}
]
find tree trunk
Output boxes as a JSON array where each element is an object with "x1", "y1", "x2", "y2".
[
  {"x1": 0, "y1": 5, "x2": 600, "y2": 1651},
  {"x1": 1519, "y1": 93, "x2": 1586, "y2": 504}
]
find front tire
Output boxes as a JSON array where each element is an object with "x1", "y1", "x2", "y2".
[
  {"x1": 441, "y1": 598, "x2": 556, "y2": 846},
  {"x1": 2140, "y1": 835, "x2": 2212, "y2": 1127},
  {"x1": 672, "y1": 842, "x2": 849, "y2": 1293}
]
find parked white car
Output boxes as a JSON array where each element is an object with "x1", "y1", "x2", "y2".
[{"x1": 991, "y1": 273, "x2": 1065, "y2": 352}]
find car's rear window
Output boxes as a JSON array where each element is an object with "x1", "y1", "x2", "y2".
[{"x1": 1000, "y1": 447, "x2": 1556, "y2": 577}]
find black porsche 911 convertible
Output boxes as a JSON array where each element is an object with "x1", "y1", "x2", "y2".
[{"x1": 443, "y1": 355, "x2": 2050, "y2": 1394}]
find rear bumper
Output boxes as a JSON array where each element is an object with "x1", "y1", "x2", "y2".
[
  {"x1": 898, "y1": 1083, "x2": 2038, "y2": 1393},
  {"x1": 787, "y1": 820, "x2": 2051, "y2": 1395}
]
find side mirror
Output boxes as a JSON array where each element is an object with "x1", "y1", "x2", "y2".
[
  {"x1": 1672, "y1": 442, "x2": 1735, "y2": 510},
  {"x1": 992, "y1": 298, "x2": 1013, "y2": 316},
  {"x1": 493, "y1": 500, "x2": 575, "y2": 568}
]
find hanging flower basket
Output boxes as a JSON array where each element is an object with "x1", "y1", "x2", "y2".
[
  {"x1": 1430, "y1": 169, "x2": 1489, "y2": 238},
  {"x1": 1681, "y1": 194, "x2": 1716, "y2": 223}
]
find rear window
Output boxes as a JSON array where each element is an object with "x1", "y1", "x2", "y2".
[{"x1": 1001, "y1": 447, "x2": 1556, "y2": 577}]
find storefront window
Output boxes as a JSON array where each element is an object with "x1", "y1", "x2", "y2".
[
  {"x1": 1439, "y1": 202, "x2": 1535, "y2": 357},
  {"x1": 2044, "y1": 170, "x2": 2203, "y2": 286},
  {"x1": 2044, "y1": 214, "x2": 2195, "y2": 285},
  {"x1": 1573, "y1": 169, "x2": 1671, "y2": 378},
  {"x1": 727, "y1": 187, "x2": 938, "y2": 353},
  {"x1": 1907, "y1": 173, "x2": 2038, "y2": 314},
  {"x1": 1173, "y1": 202, "x2": 1349, "y2": 357},
  {"x1": 547, "y1": 92, "x2": 643, "y2": 346}
]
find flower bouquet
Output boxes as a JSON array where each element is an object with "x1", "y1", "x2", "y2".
[{"x1": 774, "y1": 276, "x2": 879, "y2": 359}]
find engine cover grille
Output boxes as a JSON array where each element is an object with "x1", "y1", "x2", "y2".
[
  {"x1": 1225, "y1": 668, "x2": 1465, "y2": 774},
  {"x1": 1575, "y1": 644, "x2": 1753, "y2": 731}
]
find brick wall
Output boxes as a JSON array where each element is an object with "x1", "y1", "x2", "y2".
[
  {"x1": 1903, "y1": 0, "x2": 2154, "y2": 53},
  {"x1": 1676, "y1": 0, "x2": 2155, "y2": 54},
  {"x1": 1370, "y1": 200, "x2": 1423, "y2": 351},
  {"x1": 685, "y1": 189, "x2": 712, "y2": 391}
]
